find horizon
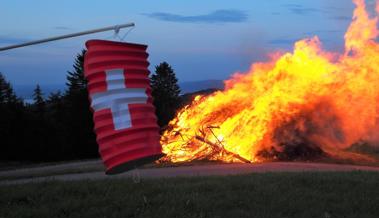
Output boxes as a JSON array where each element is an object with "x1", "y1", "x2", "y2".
[{"x1": 13, "y1": 79, "x2": 226, "y2": 100}]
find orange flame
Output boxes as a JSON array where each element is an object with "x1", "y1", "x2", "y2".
[{"x1": 161, "y1": 0, "x2": 379, "y2": 163}]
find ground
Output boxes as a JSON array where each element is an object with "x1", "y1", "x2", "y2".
[
  {"x1": 2, "y1": 160, "x2": 379, "y2": 185},
  {"x1": 1, "y1": 160, "x2": 379, "y2": 217},
  {"x1": 1, "y1": 171, "x2": 379, "y2": 218}
]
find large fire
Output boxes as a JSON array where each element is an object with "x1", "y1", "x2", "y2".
[{"x1": 161, "y1": 0, "x2": 379, "y2": 163}]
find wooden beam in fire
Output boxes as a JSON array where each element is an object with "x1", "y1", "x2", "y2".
[{"x1": 192, "y1": 126, "x2": 250, "y2": 163}]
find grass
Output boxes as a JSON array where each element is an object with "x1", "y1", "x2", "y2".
[
  {"x1": 0, "y1": 167, "x2": 103, "y2": 181},
  {"x1": 0, "y1": 160, "x2": 104, "y2": 181},
  {"x1": 1, "y1": 171, "x2": 379, "y2": 218},
  {"x1": 0, "y1": 159, "x2": 101, "y2": 171}
]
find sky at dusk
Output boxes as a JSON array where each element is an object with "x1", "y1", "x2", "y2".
[{"x1": 0, "y1": 0, "x2": 360, "y2": 87}]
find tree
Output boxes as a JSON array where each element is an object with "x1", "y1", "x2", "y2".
[
  {"x1": 0, "y1": 72, "x2": 20, "y2": 104},
  {"x1": 33, "y1": 84, "x2": 45, "y2": 114},
  {"x1": 0, "y1": 73, "x2": 7, "y2": 103},
  {"x1": 47, "y1": 91, "x2": 62, "y2": 105},
  {"x1": 46, "y1": 91, "x2": 63, "y2": 118},
  {"x1": 63, "y1": 49, "x2": 98, "y2": 159},
  {"x1": 28, "y1": 84, "x2": 47, "y2": 160},
  {"x1": 66, "y1": 49, "x2": 87, "y2": 95},
  {"x1": 46, "y1": 91, "x2": 64, "y2": 122},
  {"x1": 0, "y1": 72, "x2": 27, "y2": 160},
  {"x1": 150, "y1": 62, "x2": 181, "y2": 128}
]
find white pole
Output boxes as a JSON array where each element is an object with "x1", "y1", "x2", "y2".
[{"x1": 0, "y1": 22, "x2": 135, "y2": 52}]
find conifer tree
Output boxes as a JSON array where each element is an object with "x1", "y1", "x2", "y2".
[
  {"x1": 0, "y1": 73, "x2": 20, "y2": 104},
  {"x1": 33, "y1": 84, "x2": 45, "y2": 114},
  {"x1": 0, "y1": 72, "x2": 26, "y2": 160},
  {"x1": 64, "y1": 49, "x2": 98, "y2": 158},
  {"x1": 150, "y1": 62, "x2": 181, "y2": 128},
  {"x1": 66, "y1": 50, "x2": 87, "y2": 95},
  {"x1": 0, "y1": 73, "x2": 7, "y2": 103}
]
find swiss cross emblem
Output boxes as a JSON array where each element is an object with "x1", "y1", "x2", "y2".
[{"x1": 90, "y1": 69, "x2": 148, "y2": 130}]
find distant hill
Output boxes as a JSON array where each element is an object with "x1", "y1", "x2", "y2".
[
  {"x1": 180, "y1": 88, "x2": 221, "y2": 107},
  {"x1": 14, "y1": 80, "x2": 225, "y2": 102},
  {"x1": 179, "y1": 80, "x2": 224, "y2": 94}
]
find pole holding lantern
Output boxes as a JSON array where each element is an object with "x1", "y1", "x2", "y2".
[{"x1": 0, "y1": 22, "x2": 135, "y2": 51}]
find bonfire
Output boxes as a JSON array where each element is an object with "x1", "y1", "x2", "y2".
[{"x1": 161, "y1": 0, "x2": 379, "y2": 163}]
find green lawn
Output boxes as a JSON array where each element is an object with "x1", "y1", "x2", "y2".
[{"x1": 1, "y1": 172, "x2": 379, "y2": 218}]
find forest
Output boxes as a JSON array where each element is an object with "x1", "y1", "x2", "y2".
[{"x1": 0, "y1": 50, "x2": 182, "y2": 162}]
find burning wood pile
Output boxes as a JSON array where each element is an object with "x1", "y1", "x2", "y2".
[{"x1": 160, "y1": 0, "x2": 379, "y2": 163}]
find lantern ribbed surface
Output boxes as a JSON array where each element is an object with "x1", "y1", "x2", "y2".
[{"x1": 84, "y1": 40, "x2": 162, "y2": 174}]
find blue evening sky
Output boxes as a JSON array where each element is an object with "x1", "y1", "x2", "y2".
[{"x1": 0, "y1": 0, "x2": 357, "y2": 86}]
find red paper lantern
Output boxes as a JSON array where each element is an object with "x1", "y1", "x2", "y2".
[{"x1": 84, "y1": 40, "x2": 162, "y2": 174}]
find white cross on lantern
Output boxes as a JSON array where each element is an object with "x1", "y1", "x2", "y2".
[{"x1": 90, "y1": 69, "x2": 148, "y2": 130}]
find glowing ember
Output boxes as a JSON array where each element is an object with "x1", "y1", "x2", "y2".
[{"x1": 161, "y1": 0, "x2": 379, "y2": 163}]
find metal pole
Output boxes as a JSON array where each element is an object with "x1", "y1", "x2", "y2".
[{"x1": 0, "y1": 22, "x2": 135, "y2": 52}]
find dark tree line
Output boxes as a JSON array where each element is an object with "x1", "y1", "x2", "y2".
[
  {"x1": 0, "y1": 52, "x2": 181, "y2": 162},
  {"x1": 0, "y1": 50, "x2": 97, "y2": 161}
]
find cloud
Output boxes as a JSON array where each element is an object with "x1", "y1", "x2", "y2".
[
  {"x1": 54, "y1": 26, "x2": 72, "y2": 30},
  {"x1": 269, "y1": 35, "x2": 335, "y2": 48},
  {"x1": 330, "y1": 16, "x2": 351, "y2": 21},
  {"x1": 144, "y1": 10, "x2": 248, "y2": 24},
  {"x1": 0, "y1": 36, "x2": 30, "y2": 45},
  {"x1": 268, "y1": 38, "x2": 299, "y2": 45},
  {"x1": 304, "y1": 30, "x2": 344, "y2": 36},
  {"x1": 282, "y1": 4, "x2": 323, "y2": 15}
]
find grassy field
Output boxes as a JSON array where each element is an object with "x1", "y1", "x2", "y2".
[
  {"x1": 0, "y1": 160, "x2": 104, "y2": 181},
  {"x1": 1, "y1": 172, "x2": 379, "y2": 218},
  {"x1": 0, "y1": 160, "x2": 224, "y2": 181}
]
